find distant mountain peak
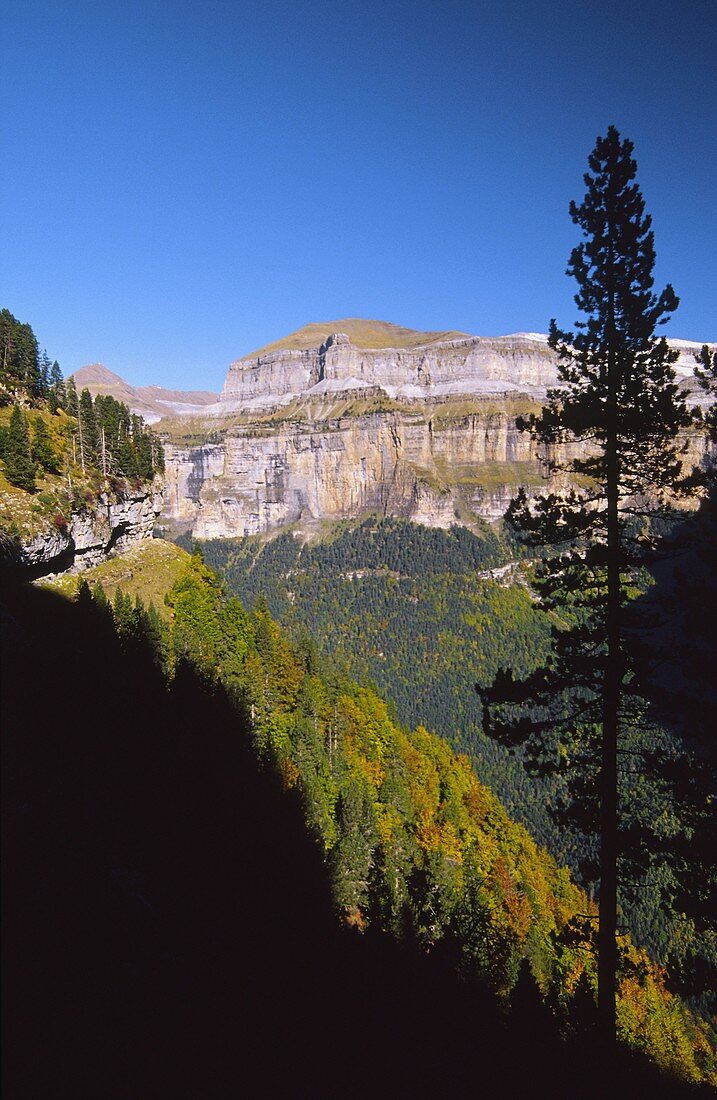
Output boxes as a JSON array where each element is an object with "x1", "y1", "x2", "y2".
[
  {"x1": 69, "y1": 364, "x2": 218, "y2": 424},
  {"x1": 73, "y1": 362, "x2": 127, "y2": 385}
]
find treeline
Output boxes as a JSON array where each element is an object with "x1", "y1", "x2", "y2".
[
  {"x1": 0, "y1": 307, "x2": 60, "y2": 405},
  {"x1": 0, "y1": 308, "x2": 163, "y2": 493},
  {"x1": 70, "y1": 554, "x2": 716, "y2": 1086},
  {"x1": 74, "y1": 390, "x2": 165, "y2": 480}
]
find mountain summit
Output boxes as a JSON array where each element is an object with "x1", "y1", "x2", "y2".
[{"x1": 248, "y1": 318, "x2": 472, "y2": 357}]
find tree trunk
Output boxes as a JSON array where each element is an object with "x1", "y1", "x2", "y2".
[{"x1": 599, "y1": 294, "x2": 620, "y2": 1044}]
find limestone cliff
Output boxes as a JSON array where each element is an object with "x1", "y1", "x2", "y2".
[
  {"x1": 1, "y1": 482, "x2": 164, "y2": 578},
  {"x1": 220, "y1": 330, "x2": 560, "y2": 412},
  {"x1": 162, "y1": 398, "x2": 569, "y2": 537},
  {"x1": 159, "y1": 322, "x2": 710, "y2": 539}
]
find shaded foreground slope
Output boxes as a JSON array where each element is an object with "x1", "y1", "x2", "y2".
[{"x1": 1, "y1": 581, "x2": 712, "y2": 1098}]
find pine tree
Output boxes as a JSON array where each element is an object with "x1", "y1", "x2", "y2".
[
  {"x1": 78, "y1": 388, "x2": 99, "y2": 471},
  {"x1": 65, "y1": 376, "x2": 79, "y2": 418},
  {"x1": 4, "y1": 405, "x2": 36, "y2": 490},
  {"x1": 38, "y1": 351, "x2": 51, "y2": 400},
  {"x1": 31, "y1": 417, "x2": 60, "y2": 474},
  {"x1": 48, "y1": 361, "x2": 65, "y2": 413},
  {"x1": 481, "y1": 127, "x2": 691, "y2": 1044},
  {"x1": 0, "y1": 310, "x2": 40, "y2": 400}
]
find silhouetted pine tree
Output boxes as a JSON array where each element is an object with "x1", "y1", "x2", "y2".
[{"x1": 480, "y1": 127, "x2": 691, "y2": 1045}]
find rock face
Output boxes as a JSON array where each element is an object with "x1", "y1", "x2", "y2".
[
  {"x1": 162, "y1": 405, "x2": 559, "y2": 537},
  {"x1": 9, "y1": 483, "x2": 164, "y2": 578},
  {"x1": 160, "y1": 323, "x2": 710, "y2": 539},
  {"x1": 220, "y1": 332, "x2": 560, "y2": 412}
]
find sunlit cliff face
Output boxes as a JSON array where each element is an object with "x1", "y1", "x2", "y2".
[{"x1": 159, "y1": 330, "x2": 708, "y2": 539}]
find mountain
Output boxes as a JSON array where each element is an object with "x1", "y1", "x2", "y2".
[
  {"x1": 158, "y1": 320, "x2": 712, "y2": 540},
  {"x1": 248, "y1": 316, "x2": 472, "y2": 355},
  {"x1": 71, "y1": 363, "x2": 218, "y2": 424}
]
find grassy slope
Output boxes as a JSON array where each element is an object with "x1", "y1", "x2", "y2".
[
  {"x1": 40, "y1": 538, "x2": 188, "y2": 613},
  {"x1": 247, "y1": 317, "x2": 471, "y2": 356}
]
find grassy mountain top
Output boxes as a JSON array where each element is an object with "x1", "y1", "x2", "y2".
[{"x1": 246, "y1": 317, "x2": 471, "y2": 357}]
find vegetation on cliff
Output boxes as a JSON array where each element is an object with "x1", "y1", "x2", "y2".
[{"x1": 0, "y1": 309, "x2": 164, "y2": 549}]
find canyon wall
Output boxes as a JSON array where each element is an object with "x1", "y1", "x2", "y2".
[
  {"x1": 161, "y1": 329, "x2": 708, "y2": 539},
  {"x1": 162, "y1": 404, "x2": 557, "y2": 538},
  {"x1": 220, "y1": 332, "x2": 561, "y2": 411}
]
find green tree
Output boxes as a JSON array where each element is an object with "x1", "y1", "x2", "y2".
[
  {"x1": 0, "y1": 309, "x2": 40, "y2": 400},
  {"x1": 481, "y1": 127, "x2": 691, "y2": 1044},
  {"x1": 3, "y1": 405, "x2": 36, "y2": 490},
  {"x1": 78, "y1": 387, "x2": 99, "y2": 471},
  {"x1": 31, "y1": 417, "x2": 60, "y2": 473},
  {"x1": 38, "y1": 350, "x2": 51, "y2": 400},
  {"x1": 48, "y1": 361, "x2": 65, "y2": 413},
  {"x1": 65, "y1": 376, "x2": 79, "y2": 418}
]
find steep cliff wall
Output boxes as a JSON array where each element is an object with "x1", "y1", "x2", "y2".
[
  {"x1": 160, "y1": 326, "x2": 709, "y2": 539},
  {"x1": 162, "y1": 403, "x2": 559, "y2": 537},
  {"x1": 2, "y1": 482, "x2": 164, "y2": 578},
  {"x1": 220, "y1": 332, "x2": 560, "y2": 411}
]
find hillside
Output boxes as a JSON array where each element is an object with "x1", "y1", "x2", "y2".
[
  {"x1": 26, "y1": 542, "x2": 716, "y2": 1091},
  {"x1": 248, "y1": 317, "x2": 471, "y2": 356},
  {"x1": 0, "y1": 311, "x2": 164, "y2": 577},
  {"x1": 190, "y1": 517, "x2": 717, "y2": 1019}
]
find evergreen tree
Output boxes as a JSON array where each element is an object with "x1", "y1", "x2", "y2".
[
  {"x1": 480, "y1": 127, "x2": 691, "y2": 1044},
  {"x1": 3, "y1": 405, "x2": 36, "y2": 490},
  {"x1": 65, "y1": 376, "x2": 79, "y2": 418},
  {"x1": 78, "y1": 387, "x2": 99, "y2": 470},
  {"x1": 31, "y1": 417, "x2": 60, "y2": 474},
  {"x1": 0, "y1": 309, "x2": 40, "y2": 400},
  {"x1": 38, "y1": 350, "x2": 51, "y2": 400},
  {"x1": 48, "y1": 361, "x2": 65, "y2": 413},
  {"x1": 694, "y1": 344, "x2": 717, "y2": 469}
]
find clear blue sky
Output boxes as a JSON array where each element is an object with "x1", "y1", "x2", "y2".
[{"x1": 2, "y1": 0, "x2": 715, "y2": 391}]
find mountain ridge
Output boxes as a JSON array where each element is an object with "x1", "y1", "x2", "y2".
[{"x1": 72, "y1": 363, "x2": 218, "y2": 424}]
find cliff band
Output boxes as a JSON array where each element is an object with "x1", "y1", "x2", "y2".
[{"x1": 158, "y1": 322, "x2": 709, "y2": 539}]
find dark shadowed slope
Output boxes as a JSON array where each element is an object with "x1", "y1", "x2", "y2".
[{"x1": 1, "y1": 580, "x2": 710, "y2": 1099}]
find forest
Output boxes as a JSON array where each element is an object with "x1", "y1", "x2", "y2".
[
  {"x1": 3, "y1": 549, "x2": 714, "y2": 1093},
  {"x1": 0, "y1": 308, "x2": 163, "y2": 501},
  {"x1": 186, "y1": 510, "x2": 717, "y2": 1022}
]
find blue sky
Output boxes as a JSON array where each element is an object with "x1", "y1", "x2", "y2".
[{"x1": 2, "y1": 0, "x2": 715, "y2": 391}]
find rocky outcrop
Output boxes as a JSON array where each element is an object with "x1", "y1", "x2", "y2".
[{"x1": 3, "y1": 483, "x2": 164, "y2": 579}]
